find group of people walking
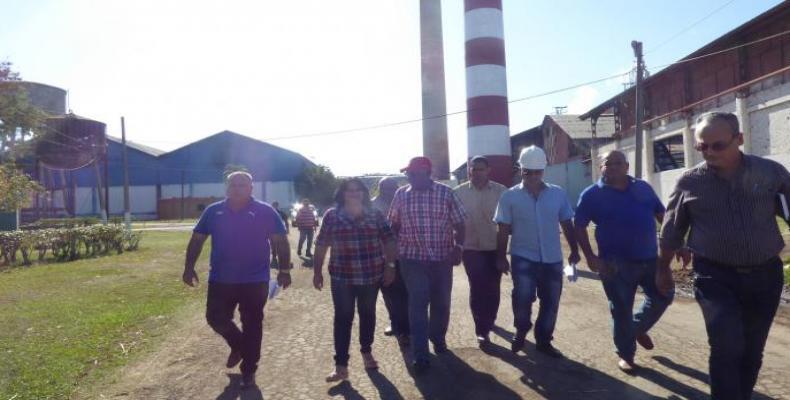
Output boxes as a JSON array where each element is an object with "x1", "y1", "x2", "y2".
[{"x1": 182, "y1": 111, "x2": 789, "y2": 400}]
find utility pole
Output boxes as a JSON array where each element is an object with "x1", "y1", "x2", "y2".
[
  {"x1": 121, "y1": 117, "x2": 131, "y2": 230},
  {"x1": 632, "y1": 40, "x2": 645, "y2": 178},
  {"x1": 103, "y1": 149, "x2": 110, "y2": 223}
]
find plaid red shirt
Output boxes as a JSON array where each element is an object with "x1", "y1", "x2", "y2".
[
  {"x1": 315, "y1": 207, "x2": 394, "y2": 285},
  {"x1": 388, "y1": 182, "x2": 467, "y2": 262},
  {"x1": 295, "y1": 206, "x2": 318, "y2": 229}
]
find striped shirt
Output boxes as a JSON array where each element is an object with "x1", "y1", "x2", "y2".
[
  {"x1": 388, "y1": 181, "x2": 467, "y2": 262},
  {"x1": 295, "y1": 206, "x2": 318, "y2": 229},
  {"x1": 315, "y1": 207, "x2": 394, "y2": 285},
  {"x1": 660, "y1": 154, "x2": 790, "y2": 266}
]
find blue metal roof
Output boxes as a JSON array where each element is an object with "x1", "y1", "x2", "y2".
[{"x1": 40, "y1": 130, "x2": 313, "y2": 188}]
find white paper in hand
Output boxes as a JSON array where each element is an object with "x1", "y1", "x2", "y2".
[
  {"x1": 564, "y1": 264, "x2": 577, "y2": 283},
  {"x1": 268, "y1": 280, "x2": 280, "y2": 299}
]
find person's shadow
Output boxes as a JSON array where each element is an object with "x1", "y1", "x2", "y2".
[
  {"x1": 367, "y1": 368, "x2": 405, "y2": 400},
  {"x1": 215, "y1": 373, "x2": 264, "y2": 400},
  {"x1": 652, "y1": 355, "x2": 775, "y2": 400},
  {"x1": 408, "y1": 349, "x2": 522, "y2": 400},
  {"x1": 327, "y1": 380, "x2": 365, "y2": 400}
]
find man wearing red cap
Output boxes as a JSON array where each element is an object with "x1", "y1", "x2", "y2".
[{"x1": 388, "y1": 156, "x2": 467, "y2": 374}]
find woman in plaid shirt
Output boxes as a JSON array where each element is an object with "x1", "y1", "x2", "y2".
[{"x1": 313, "y1": 178, "x2": 397, "y2": 382}]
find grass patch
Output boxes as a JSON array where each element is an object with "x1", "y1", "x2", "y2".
[
  {"x1": 0, "y1": 231, "x2": 207, "y2": 400},
  {"x1": 784, "y1": 257, "x2": 790, "y2": 286}
]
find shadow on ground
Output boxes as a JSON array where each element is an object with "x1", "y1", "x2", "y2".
[
  {"x1": 652, "y1": 356, "x2": 773, "y2": 400},
  {"x1": 215, "y1": 374, "x2": 264, "y2": 400}
]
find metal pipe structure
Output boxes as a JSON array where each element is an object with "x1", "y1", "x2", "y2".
[{"x1": 464, "y1": 0, "x2": 512, "y2": 185}]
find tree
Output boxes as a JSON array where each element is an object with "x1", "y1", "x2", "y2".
[
  {"x1": 0, "y1": 61, "x2": 46, "y2": 159},
  {"x1": 0, "y1": 62, "x2": 47, "y2": 213},
  {"x1": 0, "y1": 164, "x2": 43, "y2": 212},
  {"x1": 294, "y1": 165, "x2": 337, "y2": 207}
]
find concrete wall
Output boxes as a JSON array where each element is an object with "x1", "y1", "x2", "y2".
[
  {"x1": 595, "y1": 79, "x2": 790, "y2": 204},
  {"x1": 160, "y1": 182, "x2": 264, "y2": 200},
  {"x1": 544, "y1": 159, "x2": 592, "y2": 207},
  {"x1": 73, "y1": 185, "x2": 158, "y2": 216}
]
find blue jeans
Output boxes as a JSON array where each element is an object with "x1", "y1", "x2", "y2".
[
  {"x1": 330, "y1": 280, "x2": 379, "y2": 367},
  {"x1": 399, "y1": 259, "x2": 453, "y2": 363},
  {"x1": 510, "y1": 255, "x2": 562, "y2": 345},
  {"x1": 694, "y1": 257, "x2": 784, "y2": 400},
  {"x1": 380, "y1": 262, "x2": 410, "y2": 335},
  {"x1": 600, "y1": 258, "x2": 672, "y2": 362}
]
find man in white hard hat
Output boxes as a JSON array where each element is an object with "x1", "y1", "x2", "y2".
[{"x1": 494, "y1": 146, "x2": 580, "y2": 357}]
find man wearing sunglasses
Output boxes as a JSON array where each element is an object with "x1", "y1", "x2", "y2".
[
  {"x1": 494, "y1": 146, "x2": 580, "y2": 357},
  {"x1": 657, "y1": 112, "x2": 790, "y2": 400}
]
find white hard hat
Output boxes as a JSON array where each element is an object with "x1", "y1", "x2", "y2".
[{"x1": 518, "y1": 146, "x2": 547, "y2": 170}]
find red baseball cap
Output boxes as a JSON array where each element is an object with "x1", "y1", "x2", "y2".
[{"x1": 400, "y1": 156, "x2": 432, "y2": 173}]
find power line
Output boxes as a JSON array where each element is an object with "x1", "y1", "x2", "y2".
[
  {"x1": 651, "y1": 28, "x2": 790, "y2": 70},
  {"x1": 646, "y1": 0, "x2": 738, "y2": 55},
  {"x1": 140, "y1": 28, "x2": 790, "y2": 145}
]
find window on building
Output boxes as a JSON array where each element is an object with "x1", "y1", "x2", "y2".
[{"x1": 653, "y1": 135, "x2": 685, "y2": 172}]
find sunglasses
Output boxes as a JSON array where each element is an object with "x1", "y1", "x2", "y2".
[
  {"x1": 694, "y1": 135, "x2": 737, "y2": 152},
  {"x1": 521, "y1": 169, "x2": 544, "y2": 175}
]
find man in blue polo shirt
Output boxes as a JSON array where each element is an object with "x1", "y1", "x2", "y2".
[
  {"x1": 182, "y1": 171, "x2": 292, "y2": 389},
  {"x1": 574, "y1": 150, "x2": 676, "y2": 373}
]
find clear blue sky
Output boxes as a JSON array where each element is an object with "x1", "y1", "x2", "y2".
[{"x1": 0, "y1": 0, "x2": 782, "y2": 176}]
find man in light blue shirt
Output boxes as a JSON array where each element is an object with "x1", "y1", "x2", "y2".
[{"x1": 494, "y1": 146, "x2": 580, "y2": 357}]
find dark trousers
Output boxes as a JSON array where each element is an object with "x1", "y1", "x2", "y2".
[
  {"x1": 400, "y1": 260, "x2": 453, "y2": 363},
  {"x1": 510, "y1": 255, "x2": 563, "y2": 345},
  {"x1": 600, "y1": 258, "x2": 672, "y2": 362},
  {"x1": 462, "y1": 250, "x2": 502, "y2": 336},
  {"x1": 298, "y1": 228, "x2": 314, "y2": 255},
  {"x1": 206, "y1": 281, "x2": 268, "y2": 375},
  {"x1": 380, "y1": 262, "x2": 410, "y2": 335},
  {"x1": 331, "y1": 280, "x2": 379, "y2": 367},
  {"x1": 694, "y1": 257, "x2": 784, "y2": 400}
]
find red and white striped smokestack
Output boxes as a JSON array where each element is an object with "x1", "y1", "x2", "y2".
[{"x1": 464, "y1": 0, "x2": 512, "y2": 185}]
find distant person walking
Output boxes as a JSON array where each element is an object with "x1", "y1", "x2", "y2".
[
  {"x1": 372, "y1": 176, "x2": 411, "y2": 345},
  {"x1": 574, "y1": 150, "x2": 675, "y2": 372},
  {"x1": 270, "y1": 201, "x2": 290, "y2": 268},
  {"x1": 182, "y1": 171, "x2": 292, "y2": 389},
  {"x1": 388, "y1": 156, "x2": 466, "y2": 374},
  {"x1": 657, "y1": 112, "x2": 790, "y2": 400},
  {"x1": 454, "y1": 156, "x2": 507, "y2": 344},
  {"x1": 295, "y1": 198, "x2": 319, "y2": 257},
  {"x1": 494, "y1": 146, "x2": 579, "y2": 357},
  {"x1": 312, "y1": 178, "x2": 397, "y2": 382}
]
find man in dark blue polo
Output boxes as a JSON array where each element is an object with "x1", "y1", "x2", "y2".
[
  {"x1": 183, "y1": 171, "x2": 292, "y2": 389},
  {"x1": 574, "y1": 150, "x2": 675, "y2": 373}
]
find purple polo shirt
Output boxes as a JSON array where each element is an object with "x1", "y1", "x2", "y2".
[{"x1": 194, "y1": 198, "x2": 287, "y2": 283}]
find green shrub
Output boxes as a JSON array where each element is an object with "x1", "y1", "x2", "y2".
[{"x1": 0, "y1": 225, "x2": 142, "y2": 267}]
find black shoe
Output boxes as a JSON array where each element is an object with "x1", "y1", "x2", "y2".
[
  {"x1": 433, "y1": 342, "x2": 449, "y2": 354},
  {"x1": 476, "y1": 333, "x2": 490, "y2": 345},
  {"x1": 384, "y1": 326, "x2": 396, "y2": 336},
  {"x1": 536, "y1": 343, "x2": 564, "y2": 358},
  {"x1": 306, "y1": 253, "x2": 313, "y2": 258},
  {"x1": 511, "y1": 330, "x2": 527, "y2": 353},
  {"x1": 412, "y1": 359, "x2": 430, "y2": 375},
  {"x1": 226, "y1": 349, "x2": 242, "y2": 368},
  {"x1": 240, "y1": 373, "x2": 256, "y2": 389}
]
